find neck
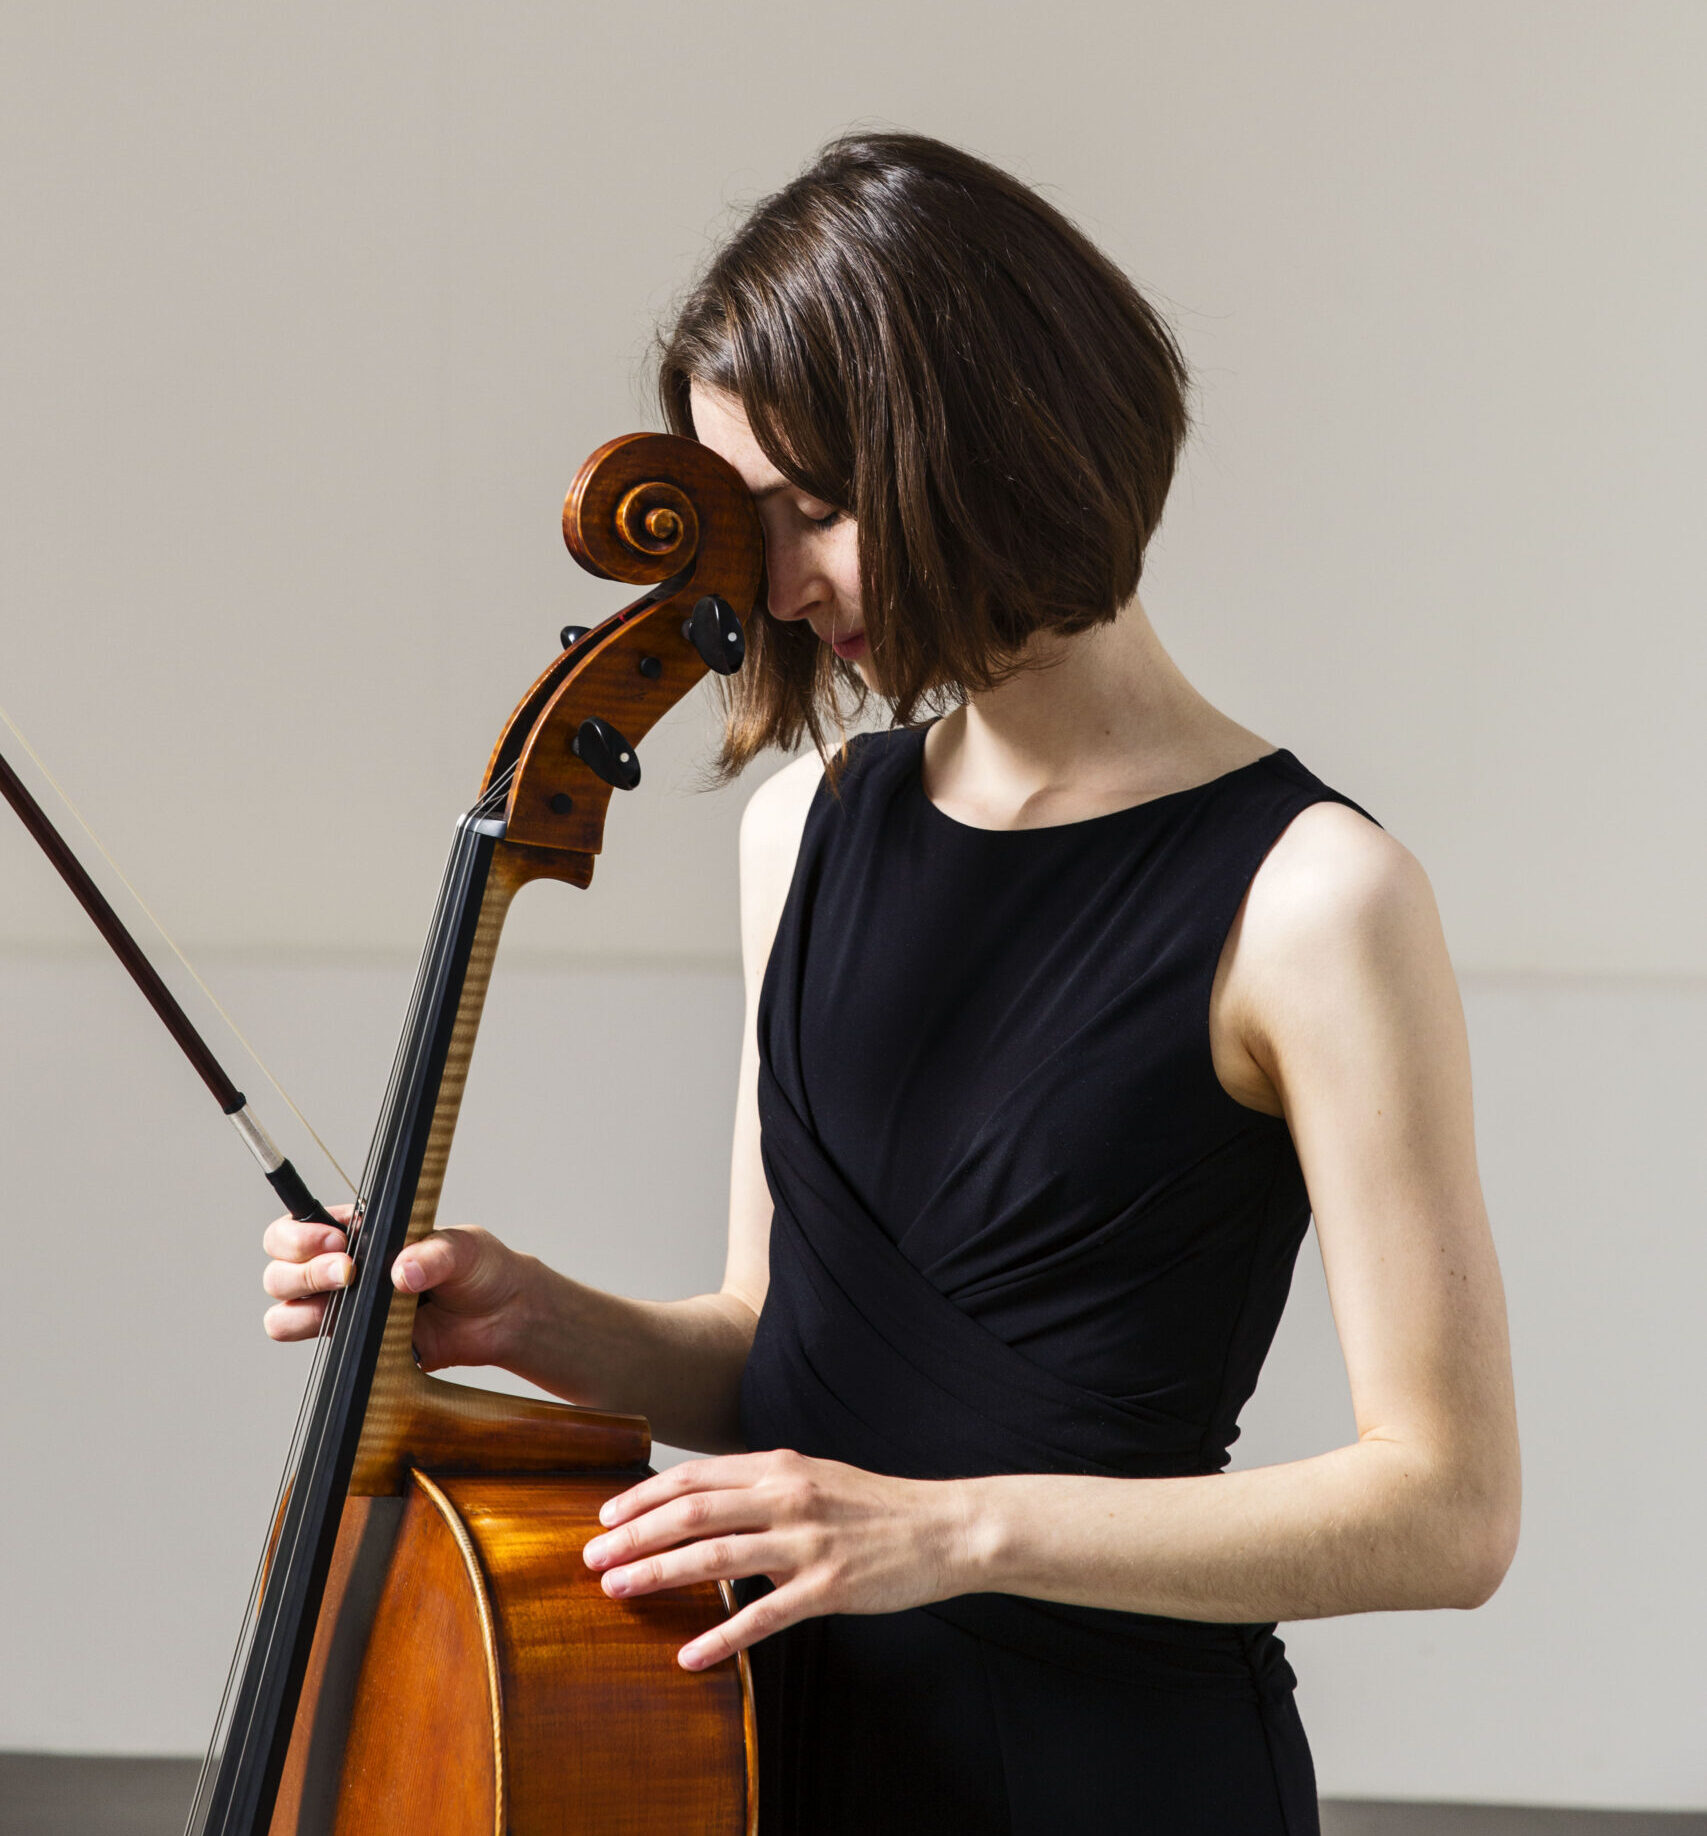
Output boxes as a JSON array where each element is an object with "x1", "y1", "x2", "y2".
[{"x1": 920, "y1": 600, "x2": 1270, "y2": 829}]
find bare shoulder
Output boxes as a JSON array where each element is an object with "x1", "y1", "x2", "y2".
[
  {"x1": 1227, "y1": 797, "x2": 1461, "y2": 1077},
  {"x1": 739, "y1": 751, "x2": 823, "y2": 892},
  {"x1": 1244, "y1": 800, "x2": 1435, "y2": 958},
  {"x1": 737, "y1": 751, "x2": 825, "y2": 981}
]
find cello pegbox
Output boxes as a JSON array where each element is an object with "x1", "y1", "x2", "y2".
[{"x1": 482, "y1": 433, "x2": 763, "y2": 861}]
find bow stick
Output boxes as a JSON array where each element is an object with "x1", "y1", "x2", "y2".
[{"x1": 0, "y1": 744, "x2": 336, "y2": 1227}]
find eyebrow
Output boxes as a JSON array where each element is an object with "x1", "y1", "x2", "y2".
[{"x1": 751, "y1": 482, "x2": 791, "y2": 502}]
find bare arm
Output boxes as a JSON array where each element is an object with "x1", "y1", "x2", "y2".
[
  {"x1": 487, "y1": 750, "x2": 822, "y2": 1449},
  {"x1": 260, "y1": 750, "x2": 824, "y2": 1455},
  {"x1": 933, "y1": 806, "x2": 1521, "y2": 1620},
  {"x1": 587, "y1": 804, "x2": 1523, "y2": 1663}
]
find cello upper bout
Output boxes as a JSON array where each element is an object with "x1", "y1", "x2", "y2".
[{"x1": 330, "y1": 1475, "x2": 500, "y2": 1836}]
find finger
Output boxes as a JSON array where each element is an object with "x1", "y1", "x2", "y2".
[
  {"x1": 263, "y1": 1250, "x2": 354, "y2": 1302},
  {"x1": 584, "y1": 1488, "x2": 769, "y2": 1570},
  {"x1": 598, "y1": 1454, "x2": 782, "y2": 1528},
  {"x1": 392, "y1": 1226, "x2": 485, "y2": 1295},
  {"x1": 264, "y1": 1296, "x2": 329, "y2": 1341},
  {"x1": 407, "y1": 1320, "x2": 454, "y2": 1374},
  {"x1": 678, "y1": 1581, "x2": 812, "y2": 1671},
  {"x1": 600, "y1": 1531, "x2": 778, "y2": 1601},
  {"x1": 262, "y1": 1217, "x2": 348, "y2": 1262}
]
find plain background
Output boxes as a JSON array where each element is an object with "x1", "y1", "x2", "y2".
[{"x1": 1, "y1": 0, "x2": 1703, "y2": 1813}]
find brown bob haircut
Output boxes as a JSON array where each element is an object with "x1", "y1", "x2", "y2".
[{"x1": 658, "y1": 131, "x2": 1190, "y2": 774}]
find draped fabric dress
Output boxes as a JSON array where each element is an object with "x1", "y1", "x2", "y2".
[{"x1": 738, "y1": 727, "x2": 1375, "y2": 1834}]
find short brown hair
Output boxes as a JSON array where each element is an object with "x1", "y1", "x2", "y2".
[{"x1": 658, "y1": 131, "x2": 1190, "y2": 773}]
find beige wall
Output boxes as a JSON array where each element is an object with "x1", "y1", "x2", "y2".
[
  {"x1": 2, "y1": 0, "x2": 1703, "y2": 971},
  {"x1": 2, "y1": 0, "x2": 1703, "y2": 1810}
]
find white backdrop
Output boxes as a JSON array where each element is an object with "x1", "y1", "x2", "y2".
[{"x1": 1, "y1": 0, "x2": 1703, "y2": 1812}]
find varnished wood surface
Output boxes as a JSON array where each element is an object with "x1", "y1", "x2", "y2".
[
  {"x1": 329, "y1": 1473, "x2": 753, "y2": 1836},
  {"x1": 331, "y1": 1478, "x2": 501, "y2": 1836},
  {"x1": 267, "y1": 1497, "x2": 401, "y2": 1836}
]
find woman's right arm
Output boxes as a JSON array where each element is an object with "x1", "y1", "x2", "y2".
[{"x1": 259, "y1": 751, "x2": 823, "y2": 1456}]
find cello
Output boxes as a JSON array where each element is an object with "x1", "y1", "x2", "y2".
[{"x1": 2, "y1": 432, "x2": 764, "y2": 1834}]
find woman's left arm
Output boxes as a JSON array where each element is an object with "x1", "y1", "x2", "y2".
[{"x1": 586, "y1": 805, "x2": 1522, "y2": 1668}]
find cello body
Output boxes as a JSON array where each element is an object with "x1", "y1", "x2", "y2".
[
  {"x1": 273, "y1": 1481, "x2": 751, "y2": 1835},
  {"x1": 183, "y1": 433, "x2": 763, "y2": 1836}
]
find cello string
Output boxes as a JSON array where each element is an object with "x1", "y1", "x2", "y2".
[
  {"x1": 193, "y1": 818, "x2": 472, "y2": 1813},
  {"x1": 0, "y1": 700, "x2": 357, "y2": 1195},
  {"x1": 176, "y1": 819, "x2": 442, "y2": 1830},
  {"x1": 193, "y1": 772, "x2": 515, "y2": 1817},
  {"x1": 190, "y1": 1168, "x2": 361, "y2": 1816},
  {"x1": 205, "y1": 905, "x2": 438, "y2": 1803},
  {"x1": 190, "y1": 1189, "x2": 362, "y2": 1819},
  {"x1": 194, "y1": 815, "x2": 444, "y2": 1782}
]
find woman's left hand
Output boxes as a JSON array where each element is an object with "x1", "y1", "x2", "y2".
[{"x1": 583, "y1": 1448, "x2": 975, "y2": 1670}]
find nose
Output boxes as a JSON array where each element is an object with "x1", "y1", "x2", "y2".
[{"x1": 761, "y1": 528, "x2": 826, "y2": 624}]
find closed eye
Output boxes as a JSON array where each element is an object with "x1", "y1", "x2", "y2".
[{"x1": 809, "y1": 508, "x2": 846, "y2": 531}]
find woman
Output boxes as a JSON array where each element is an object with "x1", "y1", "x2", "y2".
[{"x1": 262, "y1": 133, "x2": 1520, "y2": 1833}]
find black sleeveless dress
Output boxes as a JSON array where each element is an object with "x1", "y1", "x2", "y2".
[{"x1": 739, "y1": 727, "x2": 1375, "y2": 1835}]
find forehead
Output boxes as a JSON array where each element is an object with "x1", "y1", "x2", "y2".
[{"x1": 689, "y1": 382, "x2": 787, "y2": 497}]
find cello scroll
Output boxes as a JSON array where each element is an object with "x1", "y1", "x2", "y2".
[{"x1": 488, "y1": 433, "x2": 763, "y2": 859}]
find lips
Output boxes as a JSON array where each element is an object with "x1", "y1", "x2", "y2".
[{"x1": 830, "y1": 629, "x2": 867, "y2": 661}]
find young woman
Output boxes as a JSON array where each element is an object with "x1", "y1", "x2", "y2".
[{"x1": 262, "y1": 133, "x2": 1520, "y2": 1833}]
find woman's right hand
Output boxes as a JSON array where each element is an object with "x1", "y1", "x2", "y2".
[{"x1": 262, "y1": 1204, "x2": 535, "y2": 1373}]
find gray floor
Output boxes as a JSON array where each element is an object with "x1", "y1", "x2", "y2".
[
  {"x1": 1, "y1": 1754, "x2": 1703, "y2": 1834},
  {"x1": 1320, "y1": 1805, "x2": 1707, "y2": 1835},
  {"x1": 1, "y1": 1757, "x2": 198, "y2": 1836}
]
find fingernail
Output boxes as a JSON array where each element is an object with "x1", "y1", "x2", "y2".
[
  {"x1": 602, "y1": 1573, "x2": 629, "y2": 1597},
  {"x1": 395, "y1": 1261, "x2": 420, "y2": 1293},
  {"x1": 583, "y1": 1536, "x2": 607, "y2": 1566},
  {"x1": 598, "y1": 1502, "x2": 617, "y2": 1526},
  {"x1": 679, "y1": 1643, "x2": 705, "y2": 1670}
]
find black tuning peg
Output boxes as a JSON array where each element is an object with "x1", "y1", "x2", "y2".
[
  {"x1": 571, "y1": 717, "x2": 641, "y2": 791},
  {"x1": 683, "y1": 595, "x2": 746, "y2": 675},
  {"x1": 560, "y1": 624, "x2": 592, "y2": 651}
]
